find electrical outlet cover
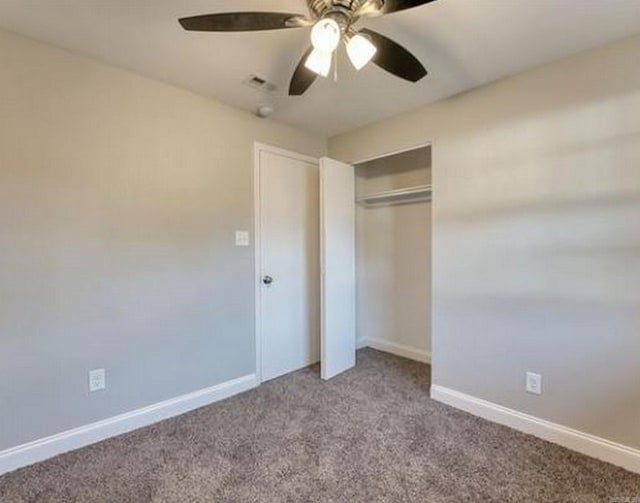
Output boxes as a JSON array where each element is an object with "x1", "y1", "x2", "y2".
[{"x1": 89, "y1": 369, "x2": 106, "y2": 392}]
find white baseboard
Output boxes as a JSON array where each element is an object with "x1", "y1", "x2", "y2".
[
  {"x1": 431, "y1": 384, "x2": 640, "y2": 475},
  {"x1": 356, "y1": 337, "x2": 368, "y2": 350},
  {"x1": 0, "y1": 374, "x2": 258, "y2": 476},
  {"x1": 361, "y1": 337, "x2": 431, "y2": 364}
]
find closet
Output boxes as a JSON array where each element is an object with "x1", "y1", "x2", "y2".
[
  {"x1": 354, "y1": 145, "x2": 432, "y2": 363},
  {"x1": 256, "y1": 144, "x2": 429, "y2": 383}
]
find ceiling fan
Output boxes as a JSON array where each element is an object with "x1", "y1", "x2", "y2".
[{"x1": 179, "y1": 0, "x2": 436, "y2": 96}]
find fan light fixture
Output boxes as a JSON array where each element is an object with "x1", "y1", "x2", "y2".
[
  {"x1": 304, "y1": 48, "x2": 332, "y2": 77},
  {"x1": 306, "y1": 18, "x2": 378, "y2": 77},
  {"x1": 346, "y1": 33, "x2": 377, "y2": 70}
]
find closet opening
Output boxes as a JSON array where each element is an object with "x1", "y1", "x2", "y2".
[{"x1": 353, "y1": 144, "x2": 432, "y2": 378}]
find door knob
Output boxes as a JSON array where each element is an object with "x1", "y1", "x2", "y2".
[{"x1": 262, "y1": 275, "x2": 273, "y2": 285}]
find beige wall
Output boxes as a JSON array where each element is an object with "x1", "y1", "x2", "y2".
[
  {"x1": 355, "y1": 150, "x2": 431, "y2": 357},
  {"x1": 0, "y1": 29, "x2": 326, "y2": 451},
  {"x1": 331, "y1": 34, "x2": 640, "y2": 449}
]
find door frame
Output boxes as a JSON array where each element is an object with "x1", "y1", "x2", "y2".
[{"x1": 253, "y1": 142, "x2": 320, "y2": 384}]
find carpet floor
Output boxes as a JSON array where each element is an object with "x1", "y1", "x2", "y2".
[{"x1": 1, "y1": 348, "x2": 639, "y2": 502}]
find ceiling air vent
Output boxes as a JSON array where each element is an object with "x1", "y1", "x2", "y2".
[{"x1": 243, "y1": 74, "x2": 277, "y2": 93}]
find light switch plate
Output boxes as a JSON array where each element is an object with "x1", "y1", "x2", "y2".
[
  {"x1": 525, "y1": 371, "x2": 542, "y2": 395},
  {"x1": 235, "y1": 230, "x2": 250, "y2": 247}
]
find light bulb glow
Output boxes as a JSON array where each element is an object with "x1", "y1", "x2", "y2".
[
  {"x1": 311, "y1": 18, "x2": 341, "y2": 53},
  {"x1": 304, "y1": 48, "x2": 332, "y2": 77},
  {"x1": 347, "y1": 34, "x2": 377, "y2": 70}
]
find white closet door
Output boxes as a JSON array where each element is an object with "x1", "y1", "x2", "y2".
[{"x1": 320, "y1": 157, "x2": 356, "y2": 380}]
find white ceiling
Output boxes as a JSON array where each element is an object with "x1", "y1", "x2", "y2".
[{"x1": 1, "y1": 0, "x2": 639, "y2": 136}]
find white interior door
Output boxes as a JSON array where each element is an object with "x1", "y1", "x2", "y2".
[
  {"x1": 320, "y1": 157, "x2": 356, "y2": 380},
  {"x1": 257, "y1": 145, "x2": 320, "y2": 382}
]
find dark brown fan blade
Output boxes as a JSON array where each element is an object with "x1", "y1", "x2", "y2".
[
  {"x1": 179, "y1": 12, "x2": 310, "y2": 32},
  {"x1": 289, "y1": 47, "x2": 318, "y2": 96},
  {"x1": 358, "y1": 0, "x2": 437, "y2": 16},
  {"x1": 360, "y1": 29, "x2": 427, "y2": 82}
]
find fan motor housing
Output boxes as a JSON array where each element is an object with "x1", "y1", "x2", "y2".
[
  {"x1": 324, "y1": 8, "x2": 353, "y2": 31},
  {"x1": 308, "y1": 0, "x2": 377, "y2": 19}
]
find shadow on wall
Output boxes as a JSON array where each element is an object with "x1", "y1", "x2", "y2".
[{"x1": 433, "y1": 113, "x2": 640, "y2": 448}]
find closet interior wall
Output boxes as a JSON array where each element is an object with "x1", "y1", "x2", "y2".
[{"x1": 355, "y1": 147, "x2": 432, "y2": 361}]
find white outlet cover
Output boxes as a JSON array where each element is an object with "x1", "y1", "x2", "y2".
[
  {"x1": 235, "y1": 230, "x2": 250, "y2": 247},
  {"x1": 526, "y1": 372, "x2": 542, "y2": 395},
  {"x1": 89, "y1": 368, "x2": 106, "y2": 392}
]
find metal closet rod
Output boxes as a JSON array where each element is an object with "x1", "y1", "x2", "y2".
[{"x1": 355, "y1": 185, "x2": 432, "y2": 206}]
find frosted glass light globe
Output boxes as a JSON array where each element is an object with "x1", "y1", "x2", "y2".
[
  {"x1": 347, "y1": 34, "x2": 377, "y2": 70},
  {"x1": 305, "y1": 48, "x2": 332, "y2": 77},
  {"x1": 311, "y1": 18, "x2": 341, "y2": 53}
]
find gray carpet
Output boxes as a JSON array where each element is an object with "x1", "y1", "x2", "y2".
[{"x1": 1, "y1": 349, "x2": 639, "y2": 502}]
